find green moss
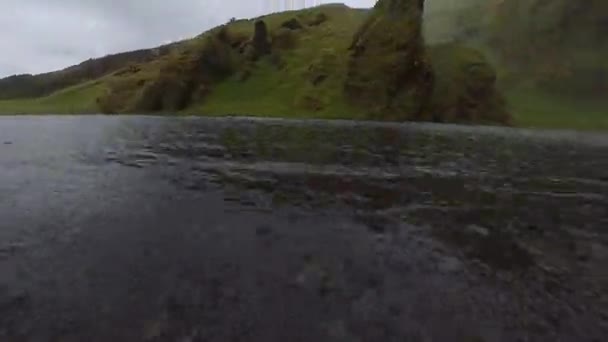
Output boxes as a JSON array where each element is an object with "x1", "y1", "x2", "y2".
[
  {"x1": 507, "y1": 87, "x2": 608, "y2": 131},
  {"x1": 344, "y1": 0, "x2": 433, "y2": 121},
  {"x1": 0, "y1": 81, "x2": 105, "y2": 114},
  {"x1": 428, "y1": 43, "x2": 510, "y2": 124},
  {"x1": 187, "y1": 5, "x2": 368, "y2": 120},
  {"x1": 97, "y1": 25, "x2": 244, "y2": 114},
  {"x1": 271, "y1": 28, "x2": 299, "y2": 50},
  {"x1": 305, "y1": 48, "x2": 338, "y2": 86},
  {"x1": 188, "y1": 57, "x2": 366, "y2": 120}
]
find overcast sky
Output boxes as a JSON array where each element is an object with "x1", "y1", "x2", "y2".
[{"x1": 0, "y1": 0, "x2": 376, "y2": 77}]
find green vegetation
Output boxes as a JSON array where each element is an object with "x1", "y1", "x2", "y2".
[
  {"x1": 87, "y1": 4, "x2": 371, "y2": 117},
  {"x1": 428, "y1": 43, "x2": 509, "y2": 124},
  {"x1": 344, "y1": 0, "x2": 435, "y2": 121},
  {"x1": 423, "y1": 0, "x2": 608, "y2": 130},
  {"x1": 0, "y1": 81, "x2": 104, "y2": 114},
  {"x1": 507, "y1": 88, "x2": 608, "y2": 131},
  {"x1": 0, "y1": 0, "x2": 605, "y2": 130},
  {"x1": 189, "y1": 5, "x2": 369, "y2": 119},
  {"x1": 0, "y1": 46, "x2": 174, "y2": 100}
]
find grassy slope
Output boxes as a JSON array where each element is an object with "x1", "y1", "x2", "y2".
[
  {"x1": 187, "y1": 5, "x2": 368, "y2": 119},
  {"x1": 0, "y1": 81, "x2": 104, "y2": 114},
  {"x1": 506, "y1": 88, "x2": 608, "y2": 131},
  {"x1": 0, "y1": 3, "x2": 605, "y2": 131},
  {"x1": 443, "y1": 40, "x2": 608, "y2": 131}
]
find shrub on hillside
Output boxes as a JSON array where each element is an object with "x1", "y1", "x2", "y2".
[
  {"x1": 132, "y1": 79, "x2": 164, "y2": 112},
  {"x1": 96, "y1": 74, "x2": 150, "y2": 113},
  {"x1": 271, "y1": 28, "x2": 299, "y2": 50},
  {"x1": 198, "y1": 34, "x2": 240, "y2": 81},
  {"x1": 306, "y1": 49, "x2": 338, "y2": 86},
  {"x1": 307, "y1": 12, "x2": 328, "y2": 26},
  {"x1": 97, "y1": 89, "x2": 119, "y2": 114},
  {"x1": 130, "y1": 64, "x2": 200, "y2": 112},
  {"x1": 131, "y1": 27, "x2": 243, "y2": 112},
  {"x1": 281, "y1": 18, "x2": 304, "y2": 30},
  {"x1": 427, "y1": 43, "x2": 510, "y2": 124}
]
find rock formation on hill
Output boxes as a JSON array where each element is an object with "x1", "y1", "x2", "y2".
[
  {"x1": 344, "y1": 0, "x2": 434, "y2": 120},
  {"x1": 250, "y1": 20, "x2": 272, "y2": 60}
]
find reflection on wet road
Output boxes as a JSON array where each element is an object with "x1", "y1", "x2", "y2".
[{"x1": 1, "y1": 116, "x2": 607, "y2": 341}]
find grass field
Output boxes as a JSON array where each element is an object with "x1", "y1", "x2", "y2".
[
  {"x1": 0, "y1": 81, "x2": 104, "y2": 115},
  {"x1": 506, "y1": 88, "x2": 608, "y2": 131}
]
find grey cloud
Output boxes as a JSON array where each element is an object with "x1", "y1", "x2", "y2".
[{"x1": 0, "y1": 0, "x2": 376, "y2": 77}]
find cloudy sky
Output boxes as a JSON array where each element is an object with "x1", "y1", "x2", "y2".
[{"x1": 0, "y1": 0, "x2": 375, "y2": 77}]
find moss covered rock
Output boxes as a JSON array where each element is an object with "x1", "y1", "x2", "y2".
[
  {"x1": 428, "y1": 43, "x2": 510, "y2": 124},
  {"x1": 250, "y1": 20, "x2": 271, "y2": 60},
  {"x1": 133, "y1": 75, "x2": 193, "y2": 112},
  {"x1": 100, "y1": 27, "x2": 242, "y2": 113},
  {"x1": 344, "y1": 0, "x2": 434, "y2": 121}
]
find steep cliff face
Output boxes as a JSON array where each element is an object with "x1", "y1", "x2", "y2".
[{"x1": 344, "y1": 0, "x2": 434, "y2": 121}]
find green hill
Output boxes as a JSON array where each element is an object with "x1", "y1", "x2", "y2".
[
  {"x1": 0, "y1": 0, "x2": 605, "y2": 130},
  {"x1": 424, "y1": 0, "x2": 608, "y2": 130},
  {"x1": 0, "y1": 46, "x2": 175, "y2": 101},
  {"x1": 0, "y1": 81, "x2": 104, "y2": 114}
]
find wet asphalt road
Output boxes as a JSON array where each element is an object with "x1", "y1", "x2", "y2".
[{"x1": 0, "y1": 116, "x2": 607, "y2": 341}]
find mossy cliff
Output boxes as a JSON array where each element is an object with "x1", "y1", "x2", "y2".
[
  {"x1": 0, "y1": 2, "x2": 510, "y2": 126},
  {"x1": 428, "y1": 43, "x2": 509, "y2": 124},
  {"x1": 344, "y1": 0, "x2": 434, "y2": 121}
]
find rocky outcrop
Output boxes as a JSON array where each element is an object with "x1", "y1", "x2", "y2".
[
  {"x1": 344, "y1": 0, "x2": 434, "y2": 120},
  {"x1": 250, "y1": 20, "x2": 271, "y2": 60},
  {"x1": 428, "y1": 43, "x2": 510, "y2": 124},
  {"x1": 99, "y1": 27, "x2": 241, "y2": 113}
]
